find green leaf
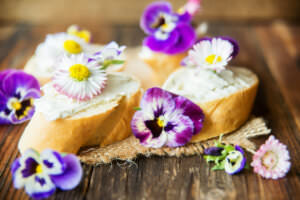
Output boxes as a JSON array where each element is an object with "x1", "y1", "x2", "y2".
[
  {"x1": 101, "y1": 60, "x2": 125, "y2": 69},
  {"x1": 133, "y1": 107, "x2": 142, "y2": 111},
  {"x1": 211, "y1": 160, "x2": 225, "y2": 171}
]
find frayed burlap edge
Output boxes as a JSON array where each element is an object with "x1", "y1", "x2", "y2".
[{"x1": 78, "y1": 117, "x2": 270, "y2": 165}]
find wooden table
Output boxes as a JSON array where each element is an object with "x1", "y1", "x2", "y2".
[{"x1": 0, "y1": 21, "x2": 300, "y2": 200}]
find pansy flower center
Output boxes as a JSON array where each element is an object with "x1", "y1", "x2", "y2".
[
  {"x1": 261, "y1": 151, "x2": 278, "y2": 170},
  {"x1": 63, "y1": 40, "x2": 82, "y2": 54},
  {"x1": 69, "y1": 64, "x2": 90, "y2": 81},
  {"x1": 205, "y1": 54, "x2": 222, "y2": 65},
  {"x1": 7, "y1": 98, "x2": 34, "y2": 119},
  {"x1": 36, "y1": 164, "x2": 43, "y2": 174},
  {"x1": 157, "y1": 116, "x2": 165, "y2": 127},
  {"x1": 151, "y1": 16, "x2": 166, "y2": 29}
]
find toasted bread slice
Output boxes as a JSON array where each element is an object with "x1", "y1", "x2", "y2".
[
  {"x1": 24, "y1": 44, "x2": 126, "y2": 85},
  {"x1": 139, "y1": 47, "x2": 186, "y2": 85},
  {"x1": 18, "y1": 72, "x2": 141, "y2": 154},
  {"x1": 163, "y1": 66, "x2": 259, "y2": 142}
]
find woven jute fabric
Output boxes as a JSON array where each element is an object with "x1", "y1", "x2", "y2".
[{"x1": 79, "y1": 117, "x2": 270, "y2": 165}]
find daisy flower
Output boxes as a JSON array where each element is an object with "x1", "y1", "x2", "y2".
[
  {"x1": 35, "y1": 32, "x2": 89, "y2": 71},
  {"x1": 11, "y1": 149, "x2": 82, "y2": 199},
  {"x1": 67, "y1": 25, "x2": 92, "y2": 43},
  {"x1": 52, "y1": 54, "x2": 107, "y2": 101},
  {"x1": 131, "y1": 87, "x2": 204, "y2": 148},
  {"x1": 0, "y1": 70, "x2": 40, "y2": 124},
  {"x1": 251, "y1": 135, "x2": 291, "y2": 179},
  {"x1": 182, "y1": 37, "x2": 239, "y2": 73}
]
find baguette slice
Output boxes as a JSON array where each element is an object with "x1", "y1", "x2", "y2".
[
  {"x1": 18, "y1": 72, "x2": 141, "y2": 154},
  {"x1": 24, "y1": 44, "x2": 126, "y2": 85},
  {"x1": 163, "y1": 66, "x2": 259, "y2": 142},
  {"x1": 139, "y1": 47, "x2": 186, "y2": 85}
]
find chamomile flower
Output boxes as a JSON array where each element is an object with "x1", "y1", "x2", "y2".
[
  {"x1": 52, "y1": 54, "x2": 107, "y2": 101},
  {"x1": 183, "y1": 37, "x2": 239, "y2": 73},
  {"x1": 35, "y1": 33, "x2": 89, "y2": 71}
]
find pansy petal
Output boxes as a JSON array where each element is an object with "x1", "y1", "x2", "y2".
[
  {"x1": 143, "y1": 30, "x2": 179, "y2": 52},
  {"x1": 140, "y1": 1, "x2": 173, "y2": 34},
  {"x1": 9, "y1": 106, "x2": 36, "y2": 125},
  {"x1": 173, "y1": 95, "x2": 204, "y2": 134},
  {"x1": 23, "y1": 88, "x2": 41, "y2": 100},
  {"x1": 0, "y1": 91, "x2": 11, "y2": 125},
  {"x1": 131, "y1": 111, "x2": 152, "y2": 143},
  {"x1": 2, "y1": 71, "x2": 40, "y2": 98},
  {"x1": 143, "y1": 130, "x2": 168, "y2": 148},
  {"x1": 0, "y1": 69, "x2": 16, "y2": 91},
  {"x1": 25, "y1": 173, "x2": 56, "y2": 199},
  {"x1": 51, "y1": 154, "x2": 83, "y2": 190},
  {"x1": 40, "y1": 149, "x2": 65, "y2": 175},
  {"x1": 219, "y1": 36, "x2": 239, "y2": 58},
  {"x1": 165, "y1": 113, "x2": 194, "y2": 147},
  {"x1": 177, "y1": 12, "x2": 191, "y2": 23},
  {"x1": 164, "y1": 23, "x2": 196, "y2": 54},
  {"x1": 11, "y1": 158, "x2": 21, "y2": 174},
  {"x1": 140, "y1": 87, "x2": 175, "y2": 119}
]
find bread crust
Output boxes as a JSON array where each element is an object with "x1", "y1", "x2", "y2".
[
  {"x1": 190, "y1": 76, "x2": 259, "y2": 142},
  {"x1": 141, "y1": 51, "x2": 187, "y2": 85},
  {"x1": 18, "y1": 87, "x2": 141, "y2": 154}
]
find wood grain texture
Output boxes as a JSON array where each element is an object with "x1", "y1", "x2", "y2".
[
  {"x1": 0, "y1": 0, "x2": 300, "y2": 25},
  {"x1": 0, "y1": 22, "x2": 300, "y2": 200}
]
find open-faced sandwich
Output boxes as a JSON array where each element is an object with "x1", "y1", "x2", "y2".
[
  {"x1": 24, "y1": 25, "x2": 126, "y2": 85},
  {"x1": 18, "y1": 43, "x2": 141, "y2": 154},
  {"x1": 139, "y1": 0, "x2": 202, "y2": 85},
  {"x1": 162, "y1": 37, "x2": 259, "y2": 142}
]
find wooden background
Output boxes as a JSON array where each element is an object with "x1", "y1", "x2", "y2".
[
  {"x1": 0, "y1": 0, "x2": 300, "y2": 199},
  {"x1": 0, "y1": 0, "x2": 300, "y2": 25}
]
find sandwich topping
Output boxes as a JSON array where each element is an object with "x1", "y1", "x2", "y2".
[
  {"x1": 182, "y1": 37, "x2": 239, "y2": 73},
  {"x1": 131, "y1": 87, "x2": 204, "y2": 148},
  {"x1": 140, "y1": 1, "x2": 200, "y2": 55}
]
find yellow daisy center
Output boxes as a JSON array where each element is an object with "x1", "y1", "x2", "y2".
[
  {"x1": 69, "y1": 64, "x2": 90, "y2": 81},
  {"x1": 63, "y1": 40, "x2": 82, "y2": 54},
  {"x1": 71, "y1": 31, "x2": 91, "y2": 43},
  {"x1": 262, "y1": 151, "x2": 278, "y2": 170},
  {"x1": 205, "y1": 54, "x2": 222, "y2": 65},
  {"x1": 157, "y1": 116, "x2": 165, "y2": 127}
]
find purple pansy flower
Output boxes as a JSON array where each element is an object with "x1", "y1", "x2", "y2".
[
  {"x1": 0, "y1": 70, "x2": 41, "y2": 125},
  {"x1": 140, "y1": 1, "x2": 197, "y2": 55},
  {"x1": 131, "y1": 87, "x2": 204, "y2": 148},
  {"x1": 11, "y1": 149, "x2": 82, "y2": 199},
  {"x1": 224, "y1": 146, "x2": 246, "y2": 175}
]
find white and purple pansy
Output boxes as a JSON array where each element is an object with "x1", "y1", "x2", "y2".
[
  {"x1": 131, "y1": 87, "x2": 204, "y2": 148},
  {"x1": 88, "y1": 41, "x2": 126, "y2": 69},
  {"x1": 140, "y1": 1, "x2": 197, "y2": 55},
  {"x1": 11, "y1": 149, "x2": 82, "y2": 199},
  {"x1": 182, "y1": 36, "x2": 239, "y2": 73},
  {"x1": 224, "y1": 146, "x2": 246, "y2": 175},
  {"x1": 0, "y1": 70, "x2": 41, "y2": 125}
]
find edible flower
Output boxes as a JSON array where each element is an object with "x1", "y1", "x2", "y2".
[
  {"x1": 67, "y1": 25, "x2": 92, "y2": 43},
  {"x1": 35, "y1": 32, "x2": 89, "y2": 70},
  {"x1": 140, "y1": 1, "x2": 197, "y2": 55},
  {"x1": 181, "y1": 0, "x2": 201, "y2": 16},
  {"x1": 224, "y1": 146, "x2": 246, "y2": 175},
  {"x1": 11, "y1": 149, "x2": 82, "y2": 199},
  {"x1": 0, "y1": 70, "x2": 40, "y2": 125},
  {"x1": 52, "y1": 54, "x2": 107, "y2": 101},
  {"x1": 131, "y1": 87, "x2": 204, "y2": 148},
  {"x1": 182, "y1": 37, "x2": 239, "y2": 73},
  {"x1": 204, "y1": 138, "x2": 246, "y2": 174},
  {"x1": 251, "y1": 135, "x2": 291, "y2": 179},
  {"x1": 89, "y1": 41, "x2": 126, "y2": 69}
]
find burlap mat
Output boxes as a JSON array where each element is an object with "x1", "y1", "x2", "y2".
[{"x1": 79, "y1": 117, "x2": 270, "y2": 165}]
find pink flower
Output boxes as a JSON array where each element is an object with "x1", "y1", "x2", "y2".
[
  {"x1": 251, "y1": 135, "x2": 291, "y2": 179},
  {"x1": 184, "y1": 0, "x2": 201, "y2": 16}
]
